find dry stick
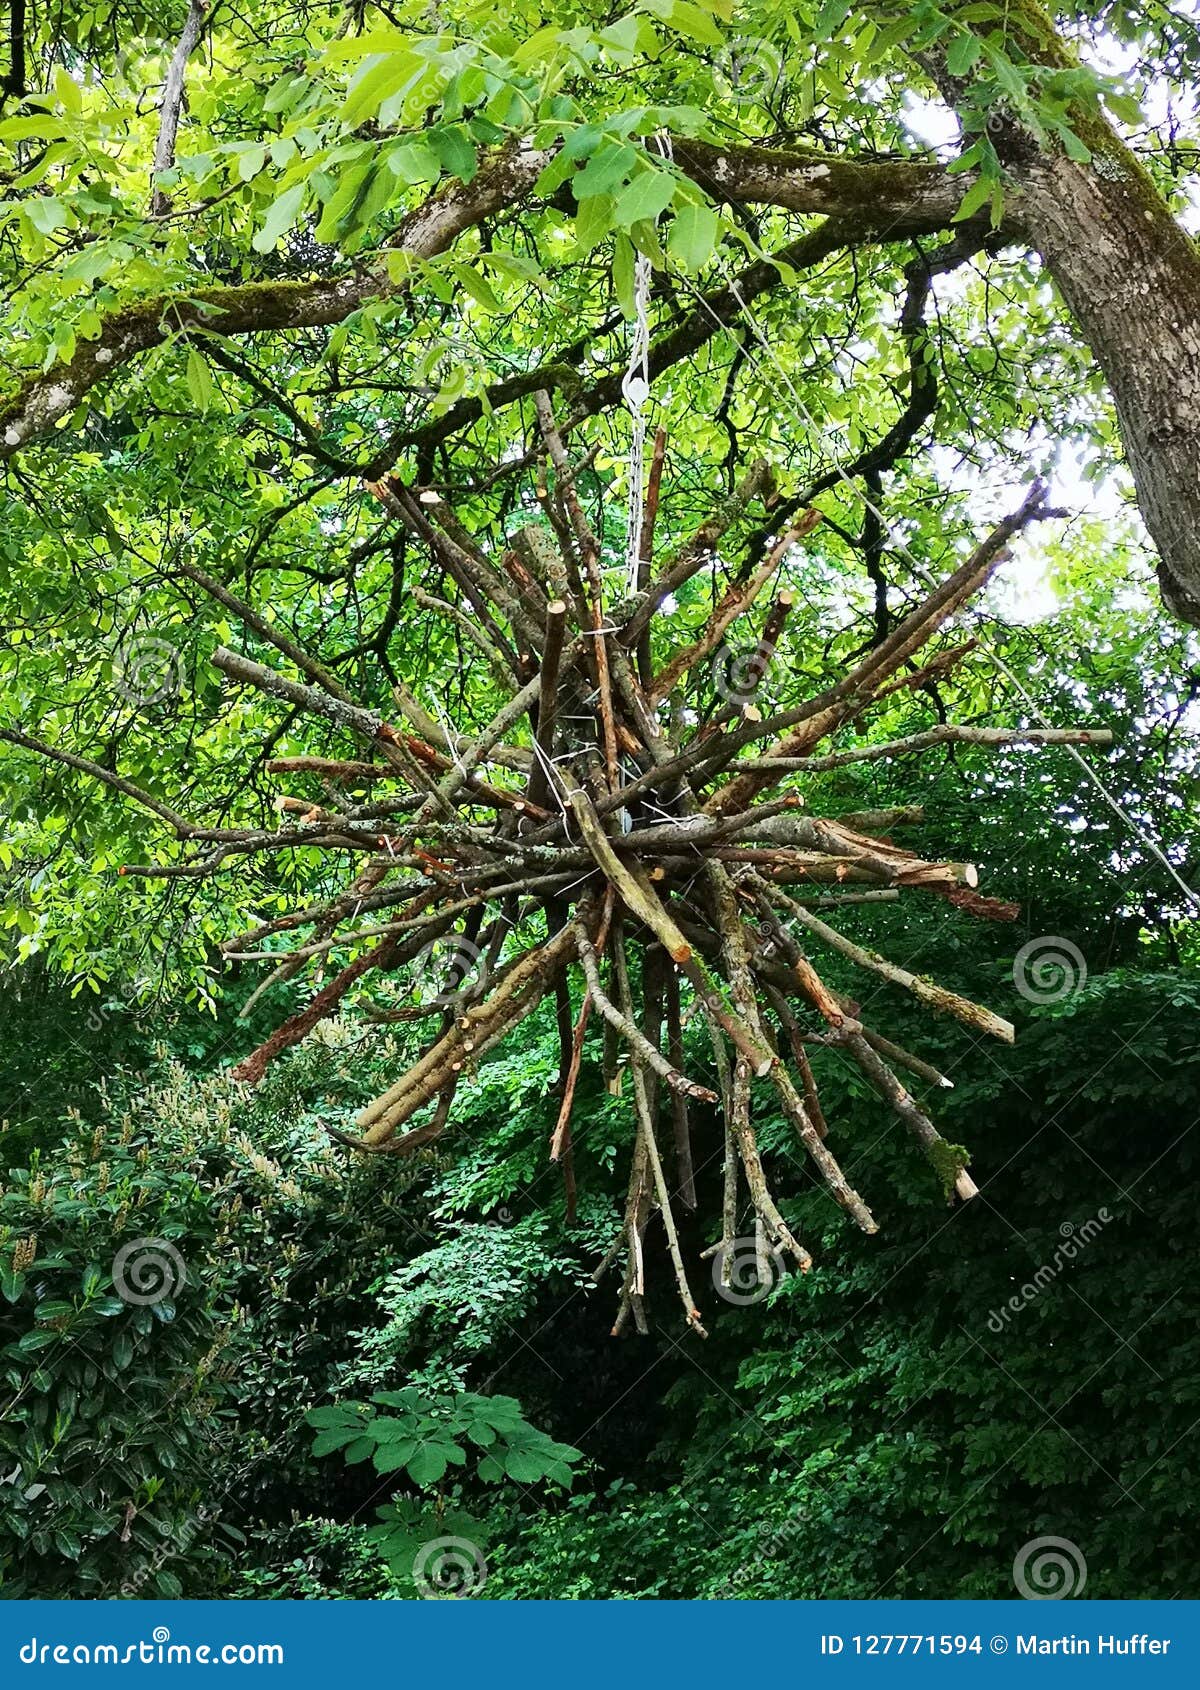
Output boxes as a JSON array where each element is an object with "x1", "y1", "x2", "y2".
[
  {"x1": 871, "y1": 638, "x2": 978, "y2": 703},
  {"x1": 738, "y1": 726, "x2": 1114, "y2": 775},
  {"x1": 664, "y1": 965, "x2": 697, "y2": 1210},
  {"x1": 754, "y1": 1215, "x2": 773, "y2": 1290},
  {"x1": 641, "y1": 940, "x2": 668, "y2": 1145},
  {"x1": 328, "y1": 1077, "x2": 459, "y2": 1157},
  {"x1": 573, "y1": 923, "x2": 717, "y2": 1104},
  {"x1": 601, "y1": 644, "x2": 778, "y2": 1078},
  {"x1": 647, "y1": 510, "x2": 820, "y2": 706},
  {"x1": 566, "y1": 783, "x2": 694, "y2": 965},
  {"x1": 534, "y1": 391, "x2": 620, "y2": 793},
  {"x1": 357, "y1": 922, "x2": 576, "y2": 1144},
  {"x1": 761, "y1": 981, "x2": 830, "y2": 1140},
  {"x1": 752, "y1": 895, "x2": 977, "y2": 1201},
  {"x1": 233, "y1": 935, "x2": 401, "y2": 1086},
  {"x1": 150, "y1": 0, "x2": 207, "y2": 215},
  {"x1": 702, "y1": 586, "x2": 795, "y2": 735},
  {"x1": 609, "y1": 639, "x2": 817, "y2": 1265},
  {"x1": 728, "y1": 1050, "x2": 813, "y2": 1272},
  {"x1": 794, "y1": 889, "x2": 900, "y2": 909},
  {"x1": 857, "y1": 1023, "x2": 954, "y2": 1092},
  {"x1": 551, "y1": 978, "x2": 579, "y2": 1218},
  {"x1": 703, "y1": 482, "x2": 1059, "y2": 815},
  {"x1": 411, "y1": 586, "x2": 511, "y2": 685},
  {"x1": 370, "y1": 479, "x2": 525, "y2": 676},
  {"x1": 177, "y1": 558, "x2": 351, "y2": 703},
  {"x1": 550, "y1": 889, "x2": 615, "y2": 1162},
  {"x1": 848, "y1": 1031, "x2": 979, "y2": 1201},
  {"x1": 391, "y1": 681, "x2": 532, "y2": 775},
  {"x1": 636, "y1": 427, "x2": 668, "y2": 686},
  {"x1": 613, "y1": 930, "x2": 708, "y2": 1336},
  {"x1": 769, "y1": 883, "x2": 1015, "y2": 1044},
  {"x1": 706, "y1": 863, "x2": 878, "y2": 1234},
  {"x1": 525, "y1": 599, "x2": 567, "y2": 815},
  {"x1": 618, "y1": 457, "x2": 775, "y2": 653}
]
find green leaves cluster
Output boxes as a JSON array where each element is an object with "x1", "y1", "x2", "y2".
[{"x1": 307, "y1": 1386, "x2": 583, "y2": 1489}]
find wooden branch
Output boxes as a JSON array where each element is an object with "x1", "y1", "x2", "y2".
[
  {"x1": 647, "y1": 511, "x2": 820, "y2": 705},
  {"x1": 150, "y1": 0, "x2": 208, "y2": 216},
  {"x1": 574, "y1": 923, "x2": 717, "y2": 1104},
  {"x1": 767, "y1": 884, "x2": 1014, "y2": 1044}
]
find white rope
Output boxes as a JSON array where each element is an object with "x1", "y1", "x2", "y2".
[
  {"x1": 621, "y1": 248, "x2": 652, "y2": 594},
  {"x1": 620, "y1": 135, "x2": 673, "y2": 594}
]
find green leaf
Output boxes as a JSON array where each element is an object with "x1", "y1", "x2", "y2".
[
  {"x1": 185, "y1": 349, "x2": 213, "y2": 414},
  {"x1": 572, "y1": 140, "x2": 637, "y2": 201},
  {"x1": 614, "y1": 167, "x2": 676, "y2": 230},
  {"x1": 54, "y1": 69, "x2": 83, "y2": 116},
  {"x1": 1058, "y1": 126, "x2": 1092, "y2": 164},
  {"x1": 503, "y1": 1448, "x2": 550, "y2": 1483},
  {"x1": 371, "y1": 1388, "x2": 423, "y2": 1411},
  {"x1": 311, "y1": 1427, "x2": 364, "y2": 1456},
  {"x1": 667, "y1": 201, "x2": 718, "y2": 271},
  {"x1": 813, "y1": 0, "x2": 853, "y2": 41},
  {"x1": 24, "y1": 198, "x2": 68, "y2": 235},
  {"x1": 18, "y1": 1328, "x2": 56, "y2": 1351},
  {"x1": 449, "y1": 261, "x2": 501, "y2": 313},
  {"x1": 251, "y1": 183, "x2": 305, "y2": 253},
  {"x1": 385, "y1": 139, "x2": 441, "y2": 185},
  {"x1": 373, "y1": 1438, "x2": 420, "y2": 1473},
  {"x1": 953, "y1": 175, "x2": 993, "y2": 224},
  {"x1": 306, "y1": 1405, "x2": 365, "y2": 1429},
  {"x1": 946, "y1": 32, "x2": 983, "y2": 77},
  {"x1": 575, "y1": 194, "x2": 614, "y2": 253},
  {"x1": 429, "y1": 126, "x2": 478, "y2": 184},
  {"x1": 642, "y1": 0, "x2": 725, "y2": 48},
  {"x1": 406, "y1": 1444, "x2": 449, "y2": 1485},
  {"x1": 613, "y1": 232, "x2": 636, "y2": 319}
]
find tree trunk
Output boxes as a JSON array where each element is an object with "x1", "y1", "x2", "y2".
[{"x1": 932, "y1": 1, "x2": 1200, "y2": 625}]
